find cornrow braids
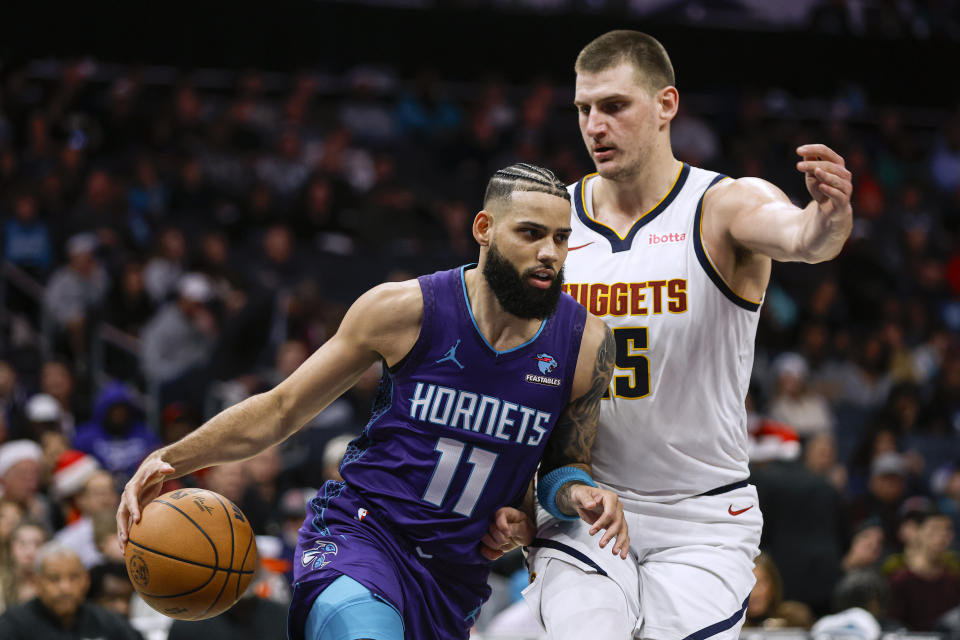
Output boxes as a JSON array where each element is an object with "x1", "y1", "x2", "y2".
[{"x1": 483, "y1": 163, "x2": 570, "y2": 210}]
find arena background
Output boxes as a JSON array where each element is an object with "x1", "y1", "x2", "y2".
[{"x1": 0, "y1": 0, "x2": 959, "y2": 638}]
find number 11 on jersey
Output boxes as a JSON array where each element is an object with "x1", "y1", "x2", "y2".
[{"x1": 422, "y1": 437, "x2": 498, "y2": 517}]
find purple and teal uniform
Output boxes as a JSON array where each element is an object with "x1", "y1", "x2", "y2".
[{"x1": 289, "y1": 265, "x2": 587, "y2": 640}]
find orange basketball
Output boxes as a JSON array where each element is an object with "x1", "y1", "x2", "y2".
[{"x1": 124, "y1": 488, "x2": 258, "y2": 620}]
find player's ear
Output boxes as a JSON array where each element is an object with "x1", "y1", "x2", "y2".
[
  {"x1": 473, "y1": 210, "x2": 493, "y2": 247},
  {"x1": 657, "y1": 86, "x2": 679, "y2": 124}
]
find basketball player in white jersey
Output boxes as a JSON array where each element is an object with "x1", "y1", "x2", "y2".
[{"x1": 481, "y1": 30, "x2": 853, "y2": 639}]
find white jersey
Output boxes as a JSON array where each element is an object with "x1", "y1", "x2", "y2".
[{"x1": 563, "y1": 164, "x2": 761, "y2": 501}]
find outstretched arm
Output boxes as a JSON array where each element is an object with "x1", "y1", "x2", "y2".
[
  {"x1": 709, "y1": 144, "x2": 853, "y2": 264},
  {"x1": 117, "y1": 280, "x2": 423, "y2": 548}
]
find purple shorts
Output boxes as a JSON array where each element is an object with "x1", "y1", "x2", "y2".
[{"x1": 287, "y1": 482, "x2": 492, "y2": 640}]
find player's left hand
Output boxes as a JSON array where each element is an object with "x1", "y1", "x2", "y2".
[
  {"x1": 480, "y1": 506, "x2": 536, "y2": 561},
  {"x1": 796, "y1": 144, "x2": 852, "y2": 217},
  {"x1": 568, "y1": 484, "x2": 629, "y2": 559}
]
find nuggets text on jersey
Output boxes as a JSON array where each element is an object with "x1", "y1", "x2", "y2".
[{"x1": 562, "y1": 279, "x2": 688, "y2": 317}]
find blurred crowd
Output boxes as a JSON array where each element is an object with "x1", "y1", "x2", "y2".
[{"x1": 0, "y1": 54, "x2": 958, "y2": 638}]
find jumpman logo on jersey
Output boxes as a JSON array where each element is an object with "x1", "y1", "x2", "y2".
[
  {"x1": 463, "y1": 606, "x2": 481, "y2": 626},
  {"x1": 436, "y1": 339, "x2": 465, "y2": 369}
]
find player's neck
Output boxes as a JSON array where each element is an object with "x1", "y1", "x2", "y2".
[
  {"x1": 594, "y1": 154, "x2": 683, "y2": 226},
  {"x1": 464, "y1": 267, "x2": 543, "y2": 351}
]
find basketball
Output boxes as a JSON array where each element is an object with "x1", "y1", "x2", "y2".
[{"x1": 124, "y1": 488, "x2": 258, "y2": 620}]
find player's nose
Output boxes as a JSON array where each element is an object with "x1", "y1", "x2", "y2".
[
  {"x1": 585, "y1": 111, "x2": 606, "y2": 137},
  {"x1": 537, "y1": 241, "x2": 560, "y2": 265}
]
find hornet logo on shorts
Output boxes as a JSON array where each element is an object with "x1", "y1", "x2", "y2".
[
  {"x1": 301, "y1": 541, "x2": 339, "y2": 569},
  {"x1": 526, "y1": 353, "x2": 561, "y2": 387}
]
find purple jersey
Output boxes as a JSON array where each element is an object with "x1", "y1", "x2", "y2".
[
  {"x1": 338, "y1": 265, "x2": 585, "y2": 563},
  {"x1": 289, "y1": 265, "x2": 586, "y2": 640}
]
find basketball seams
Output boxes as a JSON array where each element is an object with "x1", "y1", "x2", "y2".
[
  {"x1": 236, "y1": 531, "x2": 255, "y2": 601},
  {"x1": 127, "y1": 540, "x2": 255, "y2": 574},
  {"x1": 197, "y1": 491, "x2": 237, "y2": 619},
  {"x1": 152, "y1": 499, "x2": 220, "y2": 569}
]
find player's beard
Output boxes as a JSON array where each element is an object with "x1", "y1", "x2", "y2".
[{"x1": 482, "y1": 242, "x2": 564, "y2": 320}]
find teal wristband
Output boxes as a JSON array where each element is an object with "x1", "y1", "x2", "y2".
[{"x1": 537, "y1": 466, "x2": 596, "y2": 521}]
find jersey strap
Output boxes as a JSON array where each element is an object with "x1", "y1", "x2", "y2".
[{"x1": 692, "y1": 175, "x2": 762, "y2": 312}]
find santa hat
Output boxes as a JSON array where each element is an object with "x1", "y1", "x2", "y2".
[
  {"x1": 52, "y1": 450, "x2": 101, "y2": 500},
  {"x1": 748, "y1": 418, "x2": 801, "y2": 463},
  {"x1": 0, "y1": 440, "x2": 43, "y2": 477}
]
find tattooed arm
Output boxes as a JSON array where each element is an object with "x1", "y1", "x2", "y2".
[
  {"x1": 540, "y1": 318, "x2": 614, "y2": 479},
  {"x1": 480, "y1": 316, "x2": 628, "y2": 559}
]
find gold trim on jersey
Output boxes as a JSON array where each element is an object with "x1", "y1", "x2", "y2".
[{"x1": 579, "y1": 163, "x2": 686, "y2": 241}]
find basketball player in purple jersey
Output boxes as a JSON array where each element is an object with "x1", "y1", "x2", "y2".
[{"x1": 117, "y1": 163, "x2": 629, "y2": 640}]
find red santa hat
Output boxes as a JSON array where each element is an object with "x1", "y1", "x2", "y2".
[
  {"x1": 52, "y1": 450, "x2": 101, "y2": 500},
  {"x1": 748, "y1": 418, "x2": 801, "y2": 463}
]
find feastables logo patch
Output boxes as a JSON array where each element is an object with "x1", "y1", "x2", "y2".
[{"x1": 526, "y1": 353, "x2": 561, "y2": 387}]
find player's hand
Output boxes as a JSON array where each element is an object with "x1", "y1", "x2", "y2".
[
  {"x1": 480, "y1": 506, "x2": 536, "y2": 561},
  {"x1": 116, "y1": 453, "x2": 175, "y2": 553},
  {"x1": 796, "y1": 144, "x2": 852, "y2": 217},
  {"x1": 568, "y1": 484, "x2": 629, "y2": 559}
]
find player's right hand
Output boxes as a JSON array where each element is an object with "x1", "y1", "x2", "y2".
[
  {"x1": 116, "y1": 453, "x2": 175, "y2": 553},
  {"x1": 568, "y1": 484, "x2": 630, "y2": 559},
  {"x1": 480, "y1": 506, "x2": 536, "y2": 561}
]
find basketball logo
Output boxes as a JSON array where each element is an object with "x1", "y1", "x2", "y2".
[{"x1": 129, "y1": 554, "x2": 150, "y2": 587}]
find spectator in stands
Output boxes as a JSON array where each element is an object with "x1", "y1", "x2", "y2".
[
  {"x1": 104, "y1": 259, "x2": 155, "y2": 337},
  {"x1": 203, "y1": 461, "x2": 247, "y2": 506},
  {"x1": 811, "y1": 569, "x2": 893, "y2": 639},
  {"x1": 53, "y1": 465, "x2": 117, "y2": 568},
  {"x1": 804, "y1": 432, "x2": 848, "y2": 493},
  {"x1": 166, "y1": 586, "x2": 287, "y2": 640},
  {"x1": 73, "y1": 382, "x2": 160, "y2": 480},
  {"x1": 883, "y1": 496, "x2": 959, "y2": 576},
  {"x1": 0, "y1": 499, "x2": 24, "y2": 560},
  {"x1": 91, "y1": 511, "x2": 125, "y2": 564},
  {"x1": 0, "y1": 361, "x2": 27, "y2": 443},
  {"x1": 255, "y1": 128, "x2": 310, "y2": 205},
  {"x1": 127, "y1": 156, "x2": 168, "y2": 227},
  {"x1": 769, "y1": 352, "x2": 835, "y2": 439},
  {"x1": 22, "y1": 393, "x2": 64, "y2": 442},
  {"x1": 143, "y1": 227, "x2": 187, "y2": 304},
  {"x1": 0, "y1": 520, "x2": 49, "y2": 610},
  {"x1": 2, "y1": 190, "x2": 53, "y2": 278},
  {"x1": 0, "y1": 441, "x2": 51, "y2": 528},
  {"x1": 0, "y1": 543, "x2": 141, "y2": 638},
  {"x1": 87, "y1": 561, "x2": 134, "y2": 620},
  {"x1": 887, "y1": 504, "x2": 960, "y2": 630},
  {"x1": 850, "y1": 453, "x2": 910, "y2": 550},
  {"x1": 753, "y1": 425, "x2": 849, "y2": 615},
  {"x1": 68, "y1": 170, "x2": 125, "y2": 258},
  {"x1": 39, "y1": 360, "x2": 81, "y2": 432},
  {"x1": 241, "y1": 445, "x2": 282, "y2": 536},
  {"x1": 743, "y1": 553, "x2": 814, "y2": 629},
  {"x1": 43, "y1": 233, "x2": 109, "y2": 362},
  {"x1": 140, "y1": 273, "x2": 218, "y2": 390},
  {"x1": 251, "y1": 224, "x2": 306, "y2": 292}
]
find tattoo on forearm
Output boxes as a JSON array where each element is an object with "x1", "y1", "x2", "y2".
[{"x1": 543, "y1": 325, "x2": 615, "y2": 513}]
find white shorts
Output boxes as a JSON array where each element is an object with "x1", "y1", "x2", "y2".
[{"x1": 523, "y1": 483, "x2": 762, "y2": 640}]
